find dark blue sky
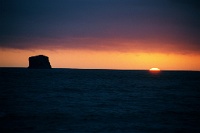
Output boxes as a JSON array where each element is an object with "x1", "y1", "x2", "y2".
[{"x1": 0, "y1": 0, "x2": 199, "y2": 53}]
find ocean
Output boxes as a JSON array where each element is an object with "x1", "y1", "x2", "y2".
[{"x1": 0, "y1": 68, "x2": 200, "y2": 133}]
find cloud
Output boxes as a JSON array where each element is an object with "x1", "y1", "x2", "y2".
[{"x1": 0, "y1": 0, "x2": 199, "y2": 53}]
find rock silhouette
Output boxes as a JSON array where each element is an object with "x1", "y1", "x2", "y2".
[{"x1": 28, "y1": 55, "x2": 52, "y2": 69}]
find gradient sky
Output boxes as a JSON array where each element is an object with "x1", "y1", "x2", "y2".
[{"x1": 0, "y1": 0, "x2": 200, "y2": 70}]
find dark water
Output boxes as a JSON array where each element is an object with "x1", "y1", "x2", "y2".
[{"x1": 0, "y1": 68, "x2": 200, "y2": 133}]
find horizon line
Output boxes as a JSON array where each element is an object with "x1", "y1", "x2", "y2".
[{"x1": 0, "y1": 67, "x2": 199, "y2": 72}]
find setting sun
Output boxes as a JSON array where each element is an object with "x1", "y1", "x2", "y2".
[{"x1": 149, "y1": 68, "x2": 160, "y2": 71}]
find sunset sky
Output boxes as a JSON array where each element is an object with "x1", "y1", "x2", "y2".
[{"x1": 0, "y1": 0, "x2": 200, "y2": 70}]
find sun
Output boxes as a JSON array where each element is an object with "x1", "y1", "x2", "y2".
[{"x1": 149, "y1": 68, "x2": 160, "y2": 71}]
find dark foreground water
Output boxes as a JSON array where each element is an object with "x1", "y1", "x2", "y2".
[{"x1": 0, "y1": 68, "x2": 200, "y2": 133}]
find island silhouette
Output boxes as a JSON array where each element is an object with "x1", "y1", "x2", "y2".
[{"x1": 28, "y1": 55, "x2": 51, "y2": 69}]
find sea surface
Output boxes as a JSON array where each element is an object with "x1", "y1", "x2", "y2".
[{"x1": 0, "y1": 68, "x2": 200, "y2": 133}]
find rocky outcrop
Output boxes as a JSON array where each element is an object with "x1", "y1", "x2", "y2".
[{"x1": 28, "y1": 55, "x2": 52, "y2": 69}]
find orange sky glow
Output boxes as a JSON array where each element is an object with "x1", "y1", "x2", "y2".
[{"x1": 1, "y1": 48, "x2": 200, "y2": 71}]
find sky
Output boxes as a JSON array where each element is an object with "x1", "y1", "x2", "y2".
[{"x1": 0, "y1": 0, "x2": 200, "y2": 70}]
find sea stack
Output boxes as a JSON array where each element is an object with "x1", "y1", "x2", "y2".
[{"x1": 28, "y1": 55, "x2": 52, "y2": 69}]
